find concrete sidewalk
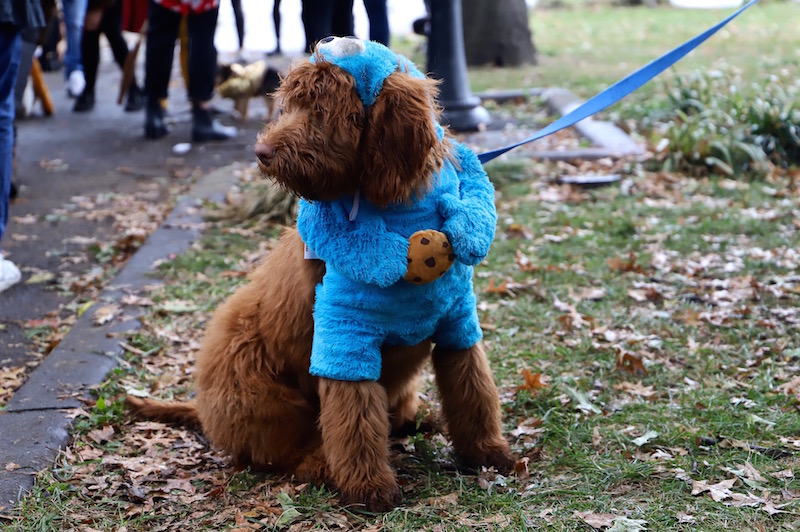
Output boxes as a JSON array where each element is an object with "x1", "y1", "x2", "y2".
[
  {"x1": 0, "y1": 52, "x2": 269, "y2": 511},
  {"x1": 0, "y1": 47, "x2": 641, "y2": 513}
]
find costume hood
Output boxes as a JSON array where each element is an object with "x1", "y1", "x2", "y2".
[{"x1": 311, "y1": 37, "x2": 425, "y2": 108}]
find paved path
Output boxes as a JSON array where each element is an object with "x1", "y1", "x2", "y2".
[{"x1": 0, "y1": 50, "x2": 268, "y2": 511}]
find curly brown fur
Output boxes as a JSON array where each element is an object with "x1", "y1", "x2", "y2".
[
  {"x1": 255, "y1": 59, "x2": 448, "y2": 207},
  {"x1": 129, "y1": 52, "x2": 513, "y2": 512},
  {"x1": 127, "y1": 229, "x2": 433, "y2": 491},
  {"x1": 256, "y1": 61, "x2": 366, "y2": 202}
]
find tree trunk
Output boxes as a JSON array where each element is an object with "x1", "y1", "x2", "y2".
[{"x1": 461, "y1": 0, "x2": 537, "y2": 67}]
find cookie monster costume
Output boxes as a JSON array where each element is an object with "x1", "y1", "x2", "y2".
[{"x1": 297, "y1": 37, "x2": 497, "y2": 382}]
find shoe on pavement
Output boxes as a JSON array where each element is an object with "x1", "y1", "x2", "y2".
[
  {"x1": 192, "y1": 106, "x2": 237, "y2": 142},
  {"x1": 39, "y1": 51, "x2": 62, "y2": 72},
  {"x1": 0, "y1": 256, "x2": 22, "y2": 293},
  {"x1": 73, "y1": 90, "x2": 95, "y2": 112},
  {"x1": 67, "y1": 70, "x2": 86, "y2": 98},
  {"x1": 125, "y1": 83, "x2": 145, "y2": 112},
  {"x1": 144, "y1": 99, "x2": 169, "y2": 139}
]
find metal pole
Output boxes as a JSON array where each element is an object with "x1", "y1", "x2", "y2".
[{"x1": 426, "y1": 0, "x2": 491, "y2": 131}]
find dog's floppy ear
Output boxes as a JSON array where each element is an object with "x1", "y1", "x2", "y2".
[{"x1": 360, "y1": 72, "x2": 446, "y2": 207}]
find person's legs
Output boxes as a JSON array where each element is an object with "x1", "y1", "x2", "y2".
[
  {"x1": 74, "y1": 27, "x2": 99, "y2": 111},
  {"x1": 301, "y1": 0, "x2": 335, "y2": 54},
  {"x1": 0, "y1": 28, "x2": 23, "y2": 291},
  {"x1": 13, "y1": 31, "x2": 37, "y2": 118},
  {"x1": 186, "y1": 7, "x2": 219, "y2": 103},
  {"x1": 101, "y1": 1, "x2": 131, "y2": 68},
  {"x1": 61, "y1": 0, "x2": 88, "y2": 96},
  {"x1": 271, "y1": 0, "x2": 282, "y2": 54},
  {"x1": 331, "y1": 0, "x2": 354, "y2": 37},
  {"x1": 187, "y1": 7, "x2": 236, "y2": 141},
  {"x1": 145, "y1": 1, "x2": 180, "y2": 101},
  {"x1": 40, "y1": 13, "x2": 62, "y2": 71},
  {"x1": 231, "y1": 0, "x2": 245, "y2": 50},
  {"x1": 363, "y1": 0, "x2": 389, "y2": 45},
  {"x1": 100, "y1": 0, "x2": 144, "y2": 110},
  {"x1": 144, "y1": 0, "x2": 180, "y2": 138}
]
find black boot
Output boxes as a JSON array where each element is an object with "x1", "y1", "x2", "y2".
[
  {"x1": 125, "y1": 83, "x2": 145, "y2": 112},
  {"x1": 73, "y1": 90, "x2": 95, "y2": 112},
  {"x1": 144, "y1": 99, "x2": 169, "y2": 140},
  {"x1": 192, "y1": 104, "x2": 237, "y2": 142}
]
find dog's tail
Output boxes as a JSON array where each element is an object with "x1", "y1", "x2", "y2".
[{"x1": 125, "y1": 396, "x2": 202, "y2": 430}]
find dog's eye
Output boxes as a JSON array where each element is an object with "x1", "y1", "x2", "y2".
[{"x1": 320, "y1": 36, "x2": 335, "y2": 44}]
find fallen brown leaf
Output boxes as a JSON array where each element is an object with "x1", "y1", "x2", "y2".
[
  {"x1": 574, "y1": 510, "x2": 616, "y2": 529},
  {"x1": 616, "y1": 350, "x2": 648, "y2": 376},
  {"x1": 691, "y1": 478, "x2": 736, "y2": 502},
  {"x1": 517, "y1": 369, "x2": 546, "y2": 393},
  {"x1": 607, "y1": 252, "x2": 647, "y2": 274},
  {"x1": 86, "y1": 425, "x2": 115, "y2": 445}
]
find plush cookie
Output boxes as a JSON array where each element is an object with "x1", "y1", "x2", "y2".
[{"x1": 404, "y1": 230, "x2": 455, "y2": 284}]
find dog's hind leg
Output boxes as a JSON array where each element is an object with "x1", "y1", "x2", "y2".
[
  {"x1": 318, "y1": 378, "x2": 400, "y2": 512},
  {"x1": 431, "y1": 342, "x2": 515, "y2": 473},
  {"x1": 199, "y1": 380, "x2": 322, "y2": 476}
]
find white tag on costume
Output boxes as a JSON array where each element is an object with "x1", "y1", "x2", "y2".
[{"x1": 304, "y1": 243, "x2": 320, "y2": 260}]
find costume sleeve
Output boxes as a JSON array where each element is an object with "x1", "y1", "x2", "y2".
[
  {"x1": 297, "y1": 199, "x2": 410, "y2": 288},
  {"x1": 437, "y1": 142, "x2": 497, "y2": 266}
]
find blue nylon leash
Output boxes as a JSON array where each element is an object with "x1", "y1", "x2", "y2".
[{"x1": 476, "y1": 0, "x2": 759, "y2": 164}]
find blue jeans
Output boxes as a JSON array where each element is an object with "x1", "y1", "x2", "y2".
[
  {"x1": 61, "y1": 0, "x2": 88, "y2": 77},
  {"x1": 0, "y1": 29, "x2": 22, "y2": 252}
]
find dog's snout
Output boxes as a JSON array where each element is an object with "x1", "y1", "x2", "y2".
[{"x1": 255, "y1": 141, "x2": 276, "y2": 164}]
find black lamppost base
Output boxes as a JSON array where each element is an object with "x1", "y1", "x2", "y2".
[
  {"x1": 426, "y1": 0, "x2": 491, "y2": 132},
  {"x1": 441, "y1": 95, "x2": 491, "y2": 132}
]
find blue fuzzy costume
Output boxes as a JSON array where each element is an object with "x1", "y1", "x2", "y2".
[{"x1": 298, "y1": 38, "x2": 497, "y2": 382}]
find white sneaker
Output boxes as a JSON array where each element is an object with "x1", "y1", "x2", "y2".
[
  {"x1": 67, "y1": 70, "x2": 86, "y2": 98},
  {"x1": 18, "y1": 80, "x2": 34, "y2": 118},
  {"x1": 0, "y1": 256, "x2": 22, "y2": 293}
]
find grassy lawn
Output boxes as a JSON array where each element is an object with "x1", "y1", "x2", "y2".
[
  {"x1": 4, "y1": 3, "x2": 800, "y2": 531},
  {"x1": 6, "y1": 158, "x2": 800, "y2": 530},
  {"x1": 396, "y1": 2, "x2": 800, "y2": 98}
]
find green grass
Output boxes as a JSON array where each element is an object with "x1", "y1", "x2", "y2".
[
  {"x1": 5, "y1": 158, "x2": 799, "y2": 530},
  {"x1": 4, "y1": 4, "x2": 800, "y2": 530},
  {"x1": 396, "y1": 3, "x2": 800, "y2": 99}
]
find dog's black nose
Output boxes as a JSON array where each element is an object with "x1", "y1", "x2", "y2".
[{"x1": 255, "y1": 141, "x2": 275, "y2": 164}]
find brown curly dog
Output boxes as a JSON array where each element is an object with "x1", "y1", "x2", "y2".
[{"x1": 127, "y1": 38, "x2": 514, "y2": 512}]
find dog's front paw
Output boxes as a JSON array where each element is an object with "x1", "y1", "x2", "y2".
[
  {"x1": 339, "y1": 480, "x2": 402, "y2": 513},
  {"x1": 404, "y1": 230, "x2": 455, "y2": 285},
  {"x1": 461, "y1": 439, "x2": 516, "y2": 474}
]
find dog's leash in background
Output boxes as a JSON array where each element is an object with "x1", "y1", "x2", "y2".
[{"x1": 476, "y1": 0, "x2": 759, "y2": 165}]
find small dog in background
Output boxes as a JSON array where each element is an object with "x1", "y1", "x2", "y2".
[{"x1": 217, "y1": 60, "x2": 281, "y2": 121}]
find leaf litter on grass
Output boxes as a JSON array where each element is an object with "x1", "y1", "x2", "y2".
[{"x1": 5, "y1": 155, "x2": 800, "y2": 530}]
